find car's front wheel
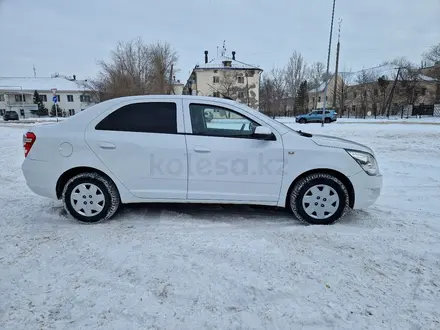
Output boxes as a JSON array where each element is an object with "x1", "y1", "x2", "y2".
[
  {"x1": 289, "y1": 173, "x2": 349, "y2": 225},
  {"x1": 299, "y1": 118, "x2": 307, "y2": 124},
  {"x1": 324, "y1": 117, "x2": 331, "y2": 123},
  {"x1": 62, "y1": 172, "x2": 120, "y2": 223}
]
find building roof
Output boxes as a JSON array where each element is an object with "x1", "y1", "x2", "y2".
[
  {"x1": 195, "y1": 55, "x2": 262, "y2": 71},
  {"x1": 0, "y1": 77, "x2": 90, "y2": 92}
]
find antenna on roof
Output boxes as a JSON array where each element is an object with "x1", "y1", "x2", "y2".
[
  {"x1": 33, "y1": 65, "x2": 36, "y2": 78},
  {"x1": 221, "y1": 40, "x2": 226, "y2": 56}
]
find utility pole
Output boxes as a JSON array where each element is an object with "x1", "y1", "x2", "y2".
[
  {"x1": 333, "y1": 18, "x2": 342, "y2": 113},
  {"x1": 321, "y1": 0, "x2": 337, "y2": 127}
]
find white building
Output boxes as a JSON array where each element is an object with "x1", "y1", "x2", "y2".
[
  {"x1": 184, "y1": 49, "x2": 263, "y2": 109},
  {"x1": 0, "y1": 75, "x2": 96, "y2": 118}
]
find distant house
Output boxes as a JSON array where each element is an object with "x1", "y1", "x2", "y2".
[
  {"x1": 184, "y1": 49, "x2": 263, "y2": 109},
  {"x1": 308, "y1": 64, "x2": 440, "y2": 117},
  {"x1": 0, "y1": 75, "x2": 97, "y2": 118}
]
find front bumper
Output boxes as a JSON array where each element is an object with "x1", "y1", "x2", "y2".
[
  {"x1": 22, "y1": 158, "x2": 58, "y2": 200},
  {"x1": 349, "y1": 170, "x2": 383, "y2": 209}
]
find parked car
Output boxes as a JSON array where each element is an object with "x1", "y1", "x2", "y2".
[
  {"x1": 21, "y1": 96, "x2": 382, "y2": 225},
  {"x1": 296, "y1": 110, "x2": 337, "y2": 124},
  {"x1": 3, "y1": 110, "x2": 19, "y2": 121}
]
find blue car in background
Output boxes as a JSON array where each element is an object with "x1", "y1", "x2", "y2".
[{"x1": 296, "y1": 110, "x2": 338, "y2": 124}]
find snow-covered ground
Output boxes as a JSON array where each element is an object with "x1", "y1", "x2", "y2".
[{"x1": 1, "y1": 123, "x2": 440, "y2": 329}]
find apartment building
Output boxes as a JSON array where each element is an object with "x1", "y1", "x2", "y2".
[
  {"x1": 0, "y1": 75, "x2": 96, "y2": 118},
  {"x1": 184, "y1": 49, "x2": 263, "y2": 109}
]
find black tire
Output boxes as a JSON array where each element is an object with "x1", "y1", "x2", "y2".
[
  {"x1": 62, "y1": 172, "x2": 120, "y2": 223},
  {"x1": 299, "y1": 118, "x2": 307, "y2": 124},
  {"x1": 324, "y1": 117, "x2": 331, "y2": 123},
  {"x1": 289, "y1": 173, "x2": 349, "y2": 225}
]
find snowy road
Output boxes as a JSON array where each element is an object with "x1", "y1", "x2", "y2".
[{"x1": 1, "y1": 123, "x2": 439, "y2": 329}]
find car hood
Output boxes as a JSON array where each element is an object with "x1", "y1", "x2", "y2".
[{"x1": 311, "y1": 134, "x2": 373, "y2": 154}]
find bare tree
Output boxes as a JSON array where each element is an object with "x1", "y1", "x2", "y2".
[
  {"x1": 90, "y1": 38, "x2": 178, "y2": 101},
  {"x1": 423, "y1": 43, "x2": 440, "y2": 66},
  {"x1": 284, "y1": 51, "x2": 307, "y2": 115},
  {"x1": 259, "y1": 68, "x2": 287, "y2": 118},
  {"x1": 335, "y1": 69, "x2": 353, "y2": 117},
  {"x1": 307, "y1": 62, "x2": 326, "y2": 109},
  {"x1": 356, "y1": 69, "x2": 376, "y2": 118},
  {"x1": 148, "y1": 41, "x2": 179, "y2": 94}
]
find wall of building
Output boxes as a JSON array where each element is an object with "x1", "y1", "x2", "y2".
[
  {"x1": 0, "y1": 90, "x2": 95, "y2": 118},
  {"x1": 193, "y1": 69, "x2": 261, "y2": 109}
]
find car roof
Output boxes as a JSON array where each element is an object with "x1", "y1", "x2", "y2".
[{"x1": 57, "y1": 95, "x2": 291, "y2": 135}]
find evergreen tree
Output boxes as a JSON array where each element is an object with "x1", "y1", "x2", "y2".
[
  {"x1": 295, "y1": 80, "x2": 309, "y2": 115},
  {"x1": 50, "y1": 104, "x2": 62, "y2": 117},
  {"x1": 31, "y1": 90, "x2": 49, "y2": 117}
]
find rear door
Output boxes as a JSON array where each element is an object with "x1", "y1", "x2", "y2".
[{"x1": 85, "y1": 98, "x2": 188, "y2": 200}]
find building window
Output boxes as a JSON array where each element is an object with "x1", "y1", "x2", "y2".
[
  {"x1": 0, "y1": 109, "x2": 5, "y2": 115},
  {"x1": 0, "y1": 94, "x2": 4, "y2": 102},
  {"x1": 318, "y1": 96, "x2": 321, "y2": 102},
  {"x1": 352, "y1": 105, "x2": 356, "y2": 112},
  {"x1": 67, "y1": 95, "x2": 74, "y2": 102},
  {"x1": 237, "y1": 91, "x2": 245, "y2": 99},
  {"x1": 421, "y1": 88, "x2": 427, "y2": 96},
  {"x1": 15, "y1": 95, "x2": 26, "y2": 102},
  {"x1": 213, "y1": 76, "x2": 220, "y2": 84},
  {"x1": 40, "y1": 94, "x2": 47, "y2": 102},
  {"x1": 353, "y1": 92, "x2": 357, "y2": 99},
  {"x1": 213, "y1": 91, "x2": 221, "y2": 97},
  {"x1": 374, "y1": 89, "x2": 378, "y2": 96},
  {"x1": 237, "y1": 76, "x2": 245, "y2": 83},
  {"x1": 80, "y1": 95, "x2": 91, "y2": 103},
  {"x1": 312, "y1": 97, "x2": 315, "y2": 103},
  {"x1": 20, "y1": 109, "x2": 25, "y2": 116},
  {"x1": 68, "y1": 109, "x2": 75, "y2": 116}
]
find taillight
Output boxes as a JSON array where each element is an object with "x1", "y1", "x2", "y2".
[{"x1": 23, "y1": 132, "x2": 36, "y2": 157}]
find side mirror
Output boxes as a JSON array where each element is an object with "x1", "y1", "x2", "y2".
[{"x1": 253, "y1": 126, "x2": 276, "y2": 140}]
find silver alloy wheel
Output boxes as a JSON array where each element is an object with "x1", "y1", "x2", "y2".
[
  {"x1": 70, "y1": 183, "x2": 105, "y2": 217},
  {"x1": 301, "y1": 184, "x2": 340, "y2": 219}
]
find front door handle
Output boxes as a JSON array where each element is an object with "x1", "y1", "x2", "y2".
[
  {"x1": 99, "y1": 142, "x2": 116, "y2": 149},
  {"x1": 193, "y1": 146, "x2": 211, "y2": 153}
]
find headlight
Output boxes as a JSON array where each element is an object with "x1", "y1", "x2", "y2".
[{"x1": 346, "y1": 149, "x2": 379, "y2": 176}]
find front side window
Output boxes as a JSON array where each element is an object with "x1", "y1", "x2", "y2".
[
  {"x1": 189, "y1": 103, "x2": 260, "y2": 138},
  {"x1": 67, "y1": 95, "x2": 74, "y2": 102},
  {"x1": 96, "y1": 102, "x2": 177, "y2": 134},
  {"x1": 40, "y1": 94, "x2": 47, "y2": 102}
]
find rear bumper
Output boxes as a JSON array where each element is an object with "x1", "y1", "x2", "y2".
[
  {"x1": 22, "y1": 158, "x2": 58, "y2": 200},
  {"x1": 349, "y1": 170, "x2": 383, "y2": 209}
]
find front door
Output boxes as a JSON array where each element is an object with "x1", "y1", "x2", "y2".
[
  {"x1": 183, "y1": 100, "x2": 284, "y2": 203},
  {"x1": 85, "y1": 99, "x2": 188, "y2": 200}
]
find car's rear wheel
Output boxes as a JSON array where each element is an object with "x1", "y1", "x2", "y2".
[
  {"x1": 324, "y1": 117, "x2": 331, "y2": 123},
  {"x1": 289, "y1": 173, "x2": 349, "y2": 225},
  {"x1": 299, "y1": 118, "x2": 307, "y2": 124},
  {"x1": 62, "y1": 172, "x2": 120, "y2": 223}
]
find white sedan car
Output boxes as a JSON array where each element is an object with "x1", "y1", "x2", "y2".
[{"x1": 21, "y1": 95, "x2": 382, "y2": 225}]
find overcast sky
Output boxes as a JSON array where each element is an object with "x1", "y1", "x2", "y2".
[{"x1": 0, "y1": 0, "x2": 439, "y2": 81}]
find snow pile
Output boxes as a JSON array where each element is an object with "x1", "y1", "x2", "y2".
[{"x1": 0, "y1": 123, "x2": 439, "y2": 329}]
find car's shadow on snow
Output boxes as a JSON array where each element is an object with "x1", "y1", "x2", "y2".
[
  {"x1": 113, "y1": 203, "x2": 297, "y2": 226},
  {"x1": 51, "y1": 202, "x2": 378, "y2": 228}
]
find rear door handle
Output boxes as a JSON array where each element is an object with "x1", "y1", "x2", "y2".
[
  {"x1": 99, "y1": 142, "x2": 116, "y2": 149},
  {"x1": 193, "y1": 146, "x2": 211, "y2": 153}
]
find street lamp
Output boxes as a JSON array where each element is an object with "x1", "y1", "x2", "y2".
[{"x1": 321, "y1": 0, "x2": 337, "y2": 127}]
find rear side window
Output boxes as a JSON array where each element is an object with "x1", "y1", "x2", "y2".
[{"x1": 95, "y1": 102, "x2": 177, "y2": 134}]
